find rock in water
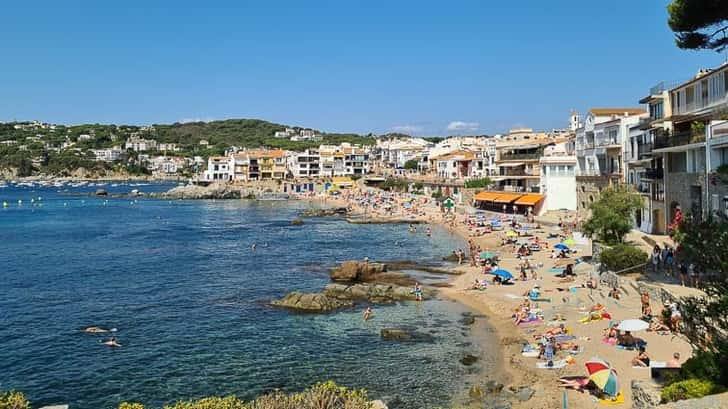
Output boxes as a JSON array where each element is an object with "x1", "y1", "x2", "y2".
[
  {"x1": 95, "y1": 189, "x2": 108, "y2": 196},
  {"x1": 291, "y1": 218, "x2": 304, "y2": 225},
  {"x1": 460, "y1": 354, "x2": 479, "y2": 366},
  {"x1": 329, "y1": 260, "x2": 387, "y2": 282},
  {"x1": 270, "y1": 292, "x2": 353, "y2": 312},
  {"x1": 380, "y1": 328, "x2": 434, "y2": 342}
]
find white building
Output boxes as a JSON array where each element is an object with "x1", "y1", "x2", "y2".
[
  {"x1": 158, "y1": 143, "x2": 180, "y2": 152},
  {"x1": 125, "y1": 136, "x2": 158, "y2": 152},
  {"x1": 91, "y1": 147, "x2": 123, "y2": 162},
  {"x1": 202, "y1": 156, "x2": 233, "y2": 181},
  {"x1": 287, "y1": 149, "x2": 321, "y2": 178},
  {"x1": 539, "y1": 143, "x2": 577, "y2": 211},
  {"x1": 78, "y1": 134, "x2": 92, "y2": 141}
]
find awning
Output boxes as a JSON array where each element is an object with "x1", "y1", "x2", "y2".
[
  {"x1": 515, "y1": 194, "x2": 544, "y2": 206},
  {"x1": 493, "y1": 193, "x2": 524, "y2": 203},
  {"x1": 498, "y1": 162, "x2": 524, "y2": 167},
  {"x1": 474, "y1": 191, "x2": 501, "y2": 201}
]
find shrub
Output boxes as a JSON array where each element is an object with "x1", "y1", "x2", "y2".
[
  {"x1": 164, "y1": 396, "x2": 246, "y2": 409},
  {"x1": 661, "y1": 378, "x2": 724, "y2": 403},
  {"x1": 599, "y1": 244, "x2": 647, "y2": 273},
  {"x1": 464, "y1": 178, "x2": 492, "y2": 189},
  {"x1": 119, "y1": 403, "x2": 145, "y2": 409},
  {"x1": 0, "y1": 391, "x2": 31, "y2": 409}
]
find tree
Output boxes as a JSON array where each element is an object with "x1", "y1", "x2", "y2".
[
  {"x1": 583, "y1": 185, "x2": 643, "y2": 245},
  {"x1": 464, "y1": 178, "x2": 492, "y2": 189},
  {"x1": 403, "y1": 159, "x2": 418, "y2": 170},
  {"x1": 668, "y1": 0, "x2": 728, "y2": 51}
]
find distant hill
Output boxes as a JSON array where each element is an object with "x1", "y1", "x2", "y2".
[{"x1": 151, "y1": 119, "x2": 375, "y2": 151}]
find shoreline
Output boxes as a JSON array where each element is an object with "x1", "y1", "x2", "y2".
[{"x1": 297, "y1": 188, "x2": 695, "y2": 409}]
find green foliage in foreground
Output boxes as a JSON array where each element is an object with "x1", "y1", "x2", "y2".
[
  {"x1": 598, "y1": 244, "x2": 648, "y2": 273},
  {"x1": 403, "y1": 160, "x2": 418, "y2": 170},
  {"x1": 583, "y1": 185, "x2": 643, "y2": 245},
  {"x1": 118, "y1": 382, "x2": 371, "y2": 409},
  {"x1": 661, "y1": 378, "x2": 725, "y2": 403},
  {"x1": 0, "y1": 390, "x2": 31, "y2": 409},
  {"x1": 379, "y1": 177, "x2": 408, "y2": 192},
  {"x1": 464, "y1": 178, "x2": 492, "y2": 189}
]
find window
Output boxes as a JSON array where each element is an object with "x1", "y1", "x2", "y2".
[
  {"x1": 724, "y1": 71, "x2": 728, "y2": 95},
  {"x1": 686, "y1": 86, "x2": 695, "y2": 106},
  {"x1": 701, "y1": 80, "x2": 709, "y2": 107}
]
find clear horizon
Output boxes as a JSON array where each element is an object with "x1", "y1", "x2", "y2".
[{"x1": 1, "y1": 0, "x2": 724, "y2": 136}]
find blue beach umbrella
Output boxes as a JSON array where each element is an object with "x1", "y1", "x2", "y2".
[
  {"x1": 554, "y1": 243, "x2": 570, "y2": 251},
  {"x1": 492, "y1": 269, "x2": 513, "y2": 280}
]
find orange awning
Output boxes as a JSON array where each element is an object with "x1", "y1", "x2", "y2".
[
  {"x1": 474, "y1": 191, "x2": 501, "y2": 201},
  {"x1": 493, "y1": 193, "x2": 524, "y2": 203},
  {"x1": 515, "y1": 194, "x2": 545, "y2": 206}
]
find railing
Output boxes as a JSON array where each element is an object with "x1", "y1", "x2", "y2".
[
  {"x1": 637, "y1": 143, "x2": 653, "y2": 158},
  {"x1": 654, "y1": 131, "x2": 705, "y2": 149},
  {"x1": 645, "y1": 168, "x2": 663, "y2": 179}
]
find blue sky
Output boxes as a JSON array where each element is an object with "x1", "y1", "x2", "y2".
[{"x1": 0, "y1": 0, "x2": 723, "y2": 135}]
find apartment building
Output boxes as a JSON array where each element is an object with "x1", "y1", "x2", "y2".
[{"x1": 575, "y1": 108, "x2": 646, "y2": 213}]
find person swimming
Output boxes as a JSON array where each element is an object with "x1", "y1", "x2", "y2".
[
  {"x1": 102, "y1": 336, "x2": 122, "y2": 347},
  {"x1": 425, "y1": 227, "x2": 432, "y2": 237},
  {"x1": 363, "y1": 306, "x2": 373, "y2": 321},
  {"x1": 251, "y1": 243, "x2": 257, "y2": 251},
  {"x1": 413, "y1": 282, "x2": 423, "y2": 301}
]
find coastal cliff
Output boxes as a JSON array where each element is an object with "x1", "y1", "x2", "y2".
[{"x1": 155, "y1": 183, "x2": 242, "y2": 199}]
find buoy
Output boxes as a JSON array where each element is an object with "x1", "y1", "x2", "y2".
[
  {"x1": 64, "y1": 202, "x2": 68, "y2": 207},
  {"x1": 17, "y1": 199, "x2": 22, "y2": 205},
  {"x1": 2, "y1": 201, "x2": 7, "y2": 208}
]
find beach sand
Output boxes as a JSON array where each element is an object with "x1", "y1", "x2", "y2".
[{"x1": 298, "y1": 189, "x2": 694, "y2": 408}]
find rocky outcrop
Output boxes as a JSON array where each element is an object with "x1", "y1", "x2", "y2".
[
  {"x1": 632, "y1": 380, "x2": 662, "y2": 409},
  {"x1": 270, "y1": 292, "x2": 354, "y2": 312},
  {"x1": 329, "y1": 261, "x2": 387, "y2": 282},
  {"x1": 156, "y1": 183, "x2": 241, "y2": 200},
  {"x1": 291, "y1": 218, "x2": 304, "y2": 225},
  {"x1": 300, "y1": 207, "x2": 349, "y2": 217},
  {"x1": 323, "y1": 283, "x2": 434, "y2": 303}
]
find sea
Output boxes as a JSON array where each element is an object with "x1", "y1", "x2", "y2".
[{"x1": 0, "y1": 182, "x2": 500, "y2": 409}]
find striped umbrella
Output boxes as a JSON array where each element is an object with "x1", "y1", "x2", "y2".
[{"x1": 585, "y1": 359, "x2": 619, "y2": 397}]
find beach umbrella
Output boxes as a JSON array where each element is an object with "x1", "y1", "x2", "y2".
[
  {"x1": 554, "y1": 243, "x2": 570, "y2": 251},
  {"x1": 585, "y1": 359, "x2": 619, "y2": 397},
  {"x1": 480, "y1": 251, "x2": 496, "y2": 259},
  {"x1": 505, "y1": 230, "x2": 518, "y2": 237},
  {"x1": 491, "y1": 269, "x2": 513, "y2": 280},
  {"x1": 616, "y1": 319, "x2": 649, "y2": 332},
  {"x1": 563, "y1": 238, "x2": 576, "y2": 246}
]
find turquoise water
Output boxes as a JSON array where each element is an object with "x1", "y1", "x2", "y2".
[{"x1": 0, "y1": 183, "x2": 496, "y2": 409}]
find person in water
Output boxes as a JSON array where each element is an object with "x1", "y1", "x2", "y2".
[
  {"x1": 251, "y1": 243, "x2": 257, "y2": 252},
  {"x1": 425, "y1": 227, "x2": 432, "y2": 237},
  {"x1": 413, "y1": 282, "x2": 423, "y2": 301},
  {"x1": 363, "y1": 306, "x2": 373, "y2": 321},
  {"x1": 102, "y1": 336, "x2": 122, "y2": 347}
]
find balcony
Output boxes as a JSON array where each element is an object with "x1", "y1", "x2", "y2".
[
  {"x1": 644, "y1": 168, "x2": 663, "y2": 179},
  {"x1": 637, "y1": 143, "x2": 653, "y2": 158},
  {"x1": 654, "y1": 131, "x2": 705, "y2": 150}
]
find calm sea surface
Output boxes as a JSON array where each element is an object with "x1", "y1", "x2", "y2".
[{"x1": 0, "y1": 183, "x2": 499, "y2": 409}]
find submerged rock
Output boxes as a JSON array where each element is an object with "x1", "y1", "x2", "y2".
[
  {"x1": 460, "y1": 353, "x2": 479, "y2": 366},
  {"x1": 291, "y1": 218, "x2": 304, "y2": 225},
  {"x1": 380, "y1": 328, "x2": 434, "y2": 342},
  {"x1": 270, "y1": 292, "x2": 353, "y2": 312},
  {"x1": 300, "y1": 207, "x2": 348, "y2": 217}
]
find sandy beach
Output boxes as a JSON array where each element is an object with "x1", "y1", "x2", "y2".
[{"x1": 297, "y1": 187, "x2": 696, "y2": 408}]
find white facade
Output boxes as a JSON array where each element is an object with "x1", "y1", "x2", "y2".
[
  {"x1": 539, "y1": 151, "x2": 577, "y2": 211},
  {"x1": 125, "y1": 136, "x2": 158, "y2": 152},
  {"x1": 287, "y1": 149, "x2": 321, "y2": 178},
  {"x1": 202, "y1": 156, "x2": 233, "y2": 181},
  {"x1": 91, "y1": 147, "x2": 123, "y2": 162}
]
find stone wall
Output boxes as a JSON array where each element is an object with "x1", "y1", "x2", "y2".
[
  {"x1": 664, "y1": 172, "x2": 704, "y2": 219},
  {"x1": 576, "y1": 176, "x2": 611, "y2": 216}
]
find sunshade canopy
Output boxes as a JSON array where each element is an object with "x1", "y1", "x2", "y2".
[
  {"x1": 515, "y1": 194, "x2": 544, "y2": 206},
  {"x1": 474, "y1": 191, "x2": 501, "y2": 201},
  {"x1": 493, "y1": 193, "x2": 523, "y2": 203},
  {"x1": 585, "y1": 359, "x2": 619, "y2": 397},
  {"x1": 616, "y1": 319, "x2": 649, "y2": 332}
]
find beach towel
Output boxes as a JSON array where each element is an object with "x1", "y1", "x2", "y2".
[
  {"x1": 517, "y1": 318, "x2": 544, "y2": 327},
  {"x1": 598, "y1": 392, "x2": 625, "y2": 405},
  {"x1": 602, "y1": 337, "x2": 618, "y2": 346},
  {"x1": 568, "y1": 346, "x2": 584, "y2": 355},
  {"x1": 530, "y1": 298, "x2": 551, "y2": 302},
  {"x1": 521, "y1": 350, "x2": 540, "y2": 358},
  {"x1": 553, "y1": 334, "x2": 576, "y2": 343},
  {"x1": 536, "y1": 359, "x2": 568, "y2": 369},
  {"x1": 548, "y1": 268, "x2": 565, "y2": 273}
]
